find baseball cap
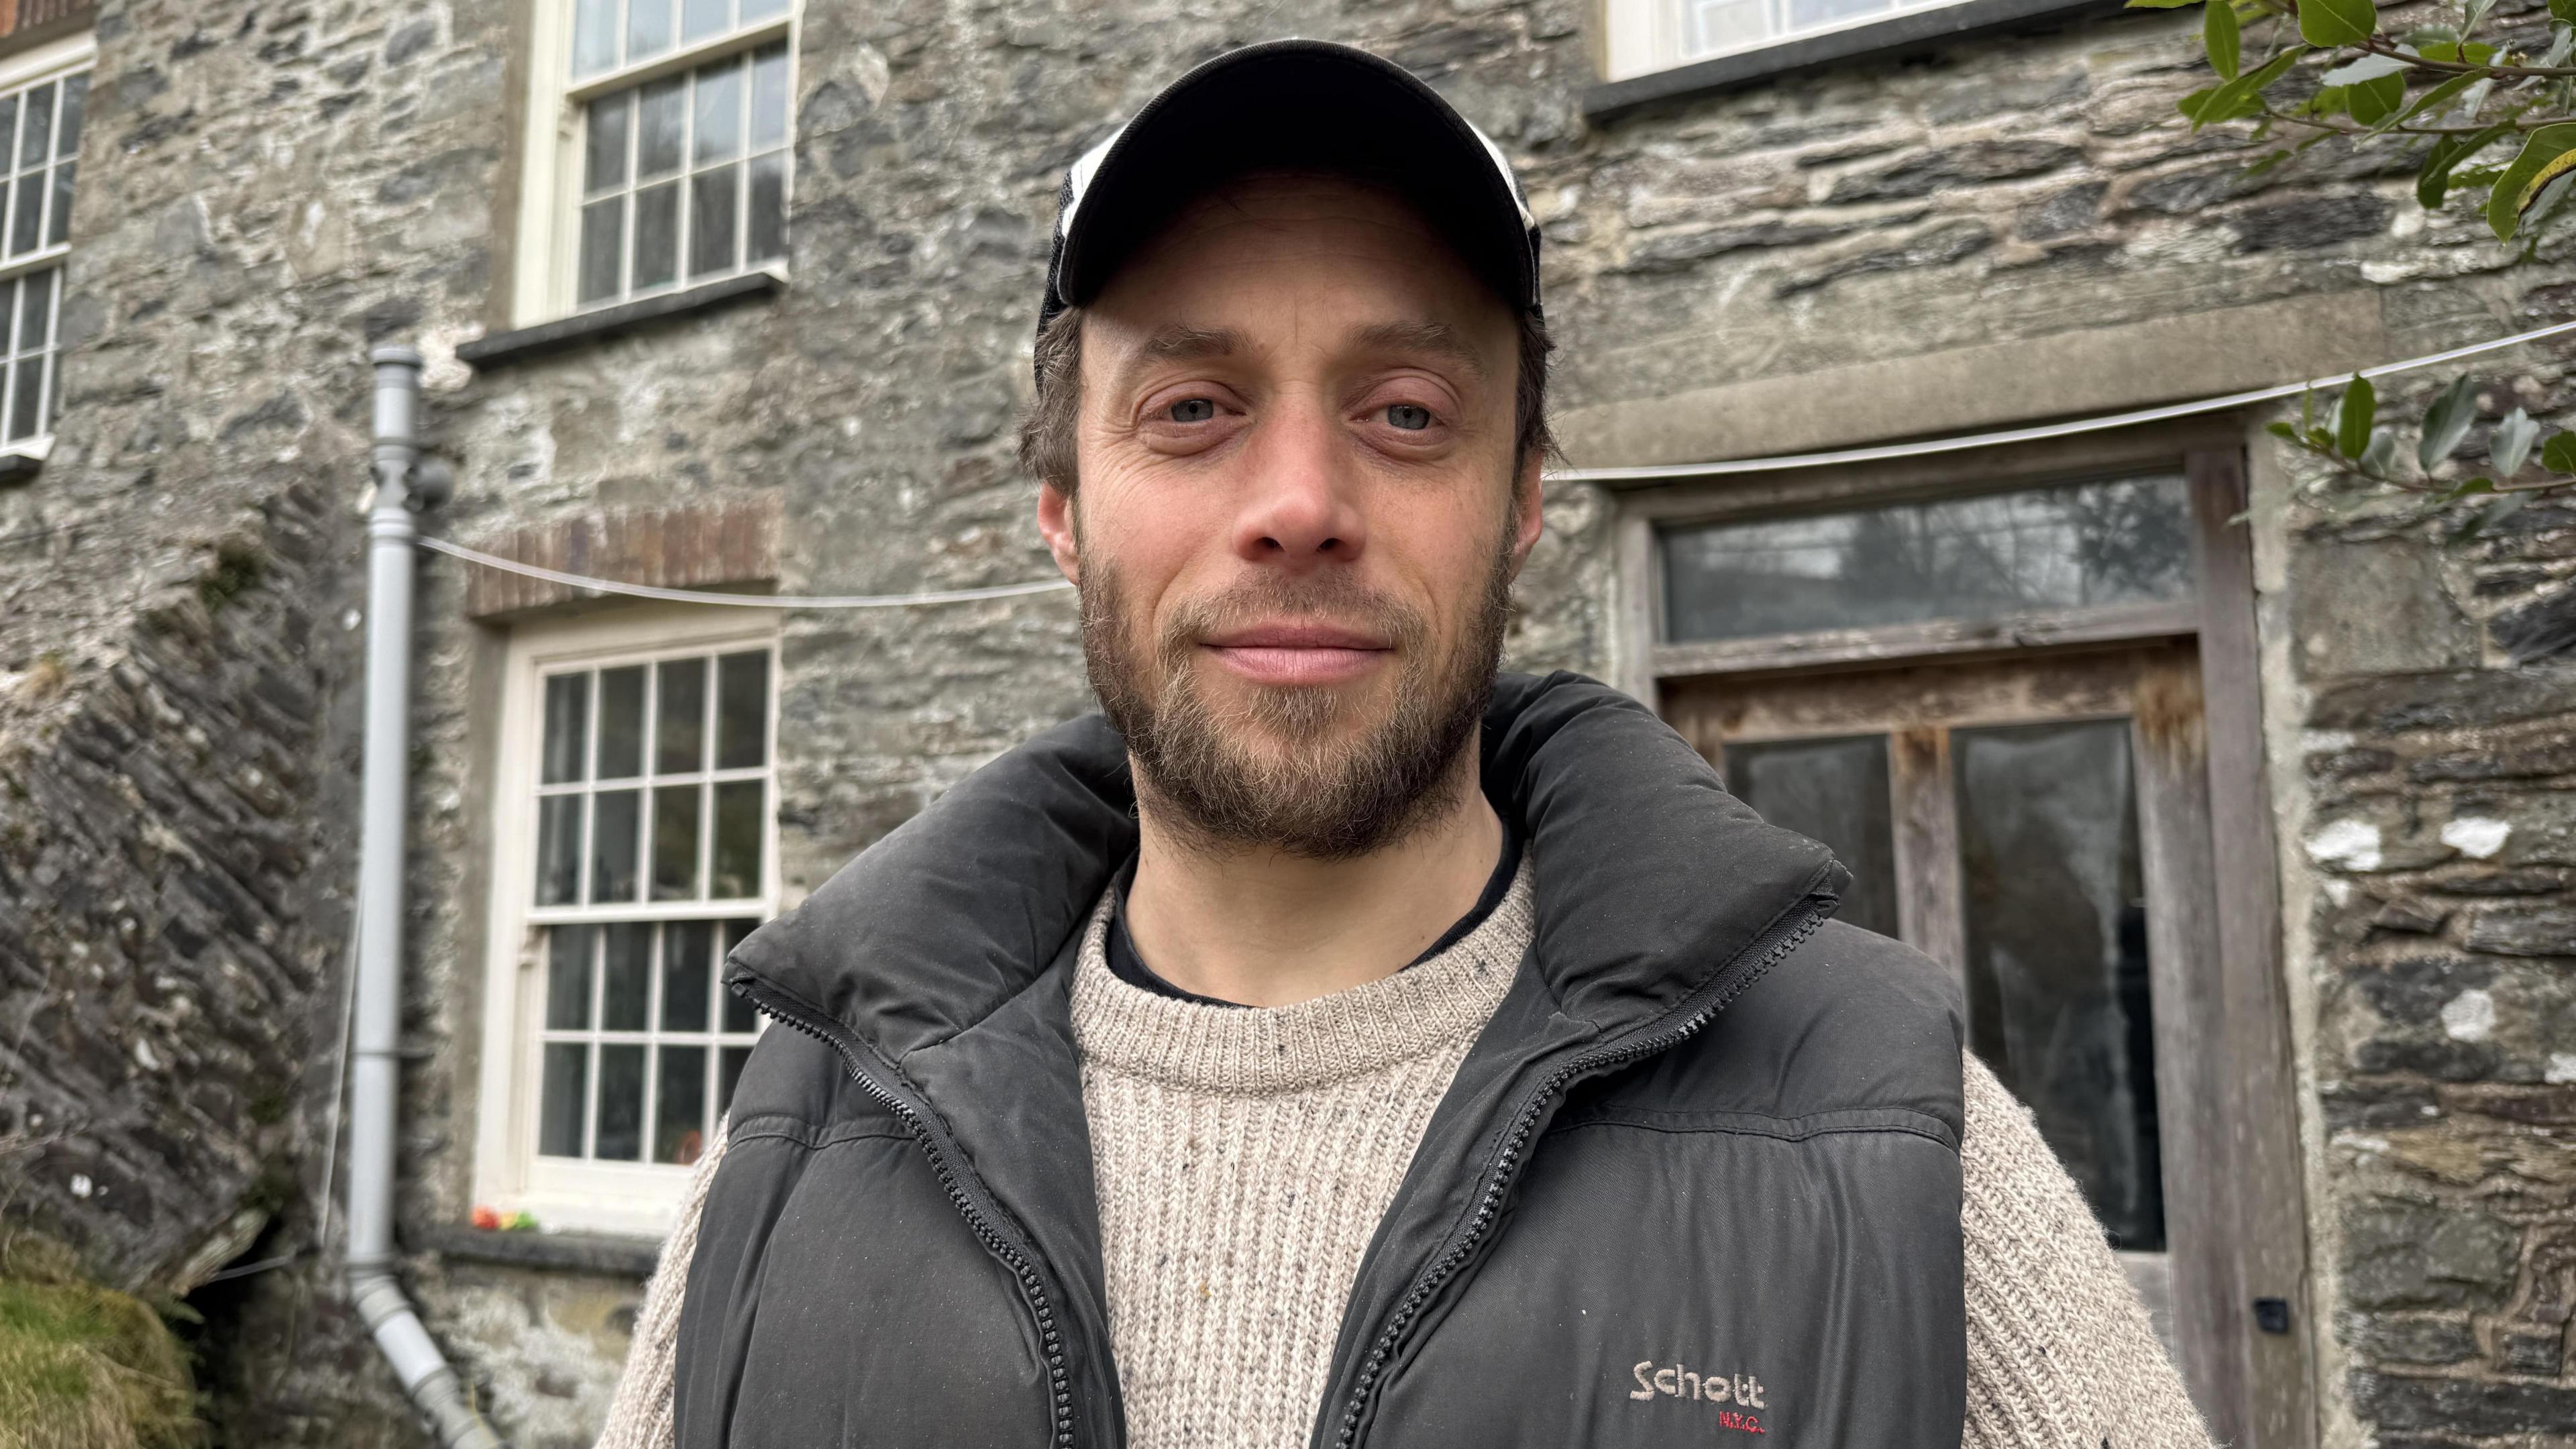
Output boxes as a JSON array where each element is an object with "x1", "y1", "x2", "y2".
[{"x1": 1037, "y1": 39, "x2": 1542, "y2": 358}]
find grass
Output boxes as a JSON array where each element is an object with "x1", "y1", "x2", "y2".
[{"x1": 0, "y1": 1234, "x2": 199, "y2": 1449}]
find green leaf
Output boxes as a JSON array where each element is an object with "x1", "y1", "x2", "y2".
[
  {"x1": 2556, "y1": 0, "x2": 2576, "y2": 28},
  {"x1": 2265, "y1": 420, "x2": 2300, "y2": 440},
  {"x1": 2492, "y1": 406, "x2": 2539, "y2": 477},
  {"x1": 2334, "y1": 376, "x2": 2377, "y2": 458},
  {"x1": 2190, "y1": 45, "x2": 2311, "y2": 130},
  {"x1": 2485, "y1": 124, "x2": 2576, "y2": 238},
  {"x1": 2377, "y1": 72, "x2": 2481, "y2": 137},
  {"x1": 2298, "y1": 0, "x2": 2376, "y2": 46},
  {"x1": 2455, "y1": 490, "x2": 2530, "y2": 538},
  {"x1": 2414, "y1": 39, "x2": 2497, "y2": 62},
  {"x1": 2420, "y1": 124, "x2": 2515, "y2": 208},
  {"x1": 2419, "y1": 372, "x2": 2481, "y2": 470},
  {"x1": 2466, "y1": 0, "x2": 2498, "y2": 36},
  {"x1": 2519, "y1": 150, "x2": 2576, "y2": 233},
  {"x1": 2126, "y1": 0, "x2": 2204, "y2": 9},
  {"x1": 2436, "y1": 476, "x2": 2496, "y2": 501},
  {"x1": 2362, "y1": 426, "x2": 2400, "y2": 476},
  {"x1": 2320, "y1": 53, "x2": 2409, "y2": 83},
  {"x1": 2542, "y1": 430, "x2": 2576, "y2": 473},
  {"x1": 2206, "y1": 0, "x2": 2243, "y2": 75},
  {"x1": 2349, "y1": 70, "x2": 2406, "y2": 123}
]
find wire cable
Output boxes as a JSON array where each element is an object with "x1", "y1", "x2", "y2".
[
  {"x1": 1546, "y1": 315, "x2": 2576, "y2": 485},
  {"x1": 415, "y1": 534, "x2": 1075, "y2": 608},
  {"x1": 412, "y1": 315, "x2": 2576, "y2": 608}
]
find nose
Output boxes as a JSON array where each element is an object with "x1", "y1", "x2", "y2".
[{"x1": 1228, "y1": 399, "x2": 1366, "y2": 571}]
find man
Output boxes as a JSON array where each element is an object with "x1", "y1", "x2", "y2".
[{"x1": 599, "y1": 40, "x2": 2202, "y2": 1449}]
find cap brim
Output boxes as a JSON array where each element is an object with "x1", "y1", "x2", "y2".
[{"x1": 1052, "y1": 40, "x2": 1538, "y2": 317}]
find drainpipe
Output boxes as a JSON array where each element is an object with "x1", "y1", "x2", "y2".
[{"x1": 350, "y1": 345, "x2": 504, "y2": 1449}]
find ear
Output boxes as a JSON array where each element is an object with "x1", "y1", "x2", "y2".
[
  {"x1": 1506, "y1": 449, "x2": 1544, "y2": 577},
  {"x1": 1036, "y1": 482, "x2": 1081, "y2": 584}
]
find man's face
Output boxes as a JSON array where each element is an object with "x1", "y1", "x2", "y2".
[{"x1": 1035, "y1": 171, "x2": 1544, "y2": 859}]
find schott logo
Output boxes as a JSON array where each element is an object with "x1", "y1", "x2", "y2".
[{"x1": 1629, "y1": 1360, "x2": 1768, "y2": 1434}]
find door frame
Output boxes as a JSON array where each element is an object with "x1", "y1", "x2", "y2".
[{"x1": 1604, "y1": 421, "x2": 2314, "y2": 1448}]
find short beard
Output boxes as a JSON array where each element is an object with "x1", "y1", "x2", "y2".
[{"x1": 1081, "y1": 541, "x2": 1515, "y2": 862}]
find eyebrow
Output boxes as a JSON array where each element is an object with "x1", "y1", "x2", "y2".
[
  {"x1": 1351, "y1": 319, "x2": 1487, "y2": 381},
  {"x1": 1107, "y1": 324, "x2": 1242, "y2": 396}
]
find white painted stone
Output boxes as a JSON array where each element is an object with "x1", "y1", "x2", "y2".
[
  {"x1": 2306, "y1": 818, "x2": 2383, "y2": 871},
  {"x1": 2546, "y1": 1053, "x2": 2576, "y2": 1085},
  {"x1": 2440, "y1": 988, "x2": 2496, "y2": 1042},
  {"x1": 2441, "y1": 816, "x2": 2511, "y2": 860}
]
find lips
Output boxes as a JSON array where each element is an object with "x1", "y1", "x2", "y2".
[{"x1": 1199, "y1": 621, "x2": 1393, "y2": 686}]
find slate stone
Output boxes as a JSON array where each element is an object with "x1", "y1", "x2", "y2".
[
  {"x1": 2464, "y1": 905, "x2": 2576, "y2": 958},
  {"x1": 1822, "y1": 140, "x2": 2082, "y2": 204},
  {"x1": 2348, "y1": 1314, "x2": 2479, "y2": 1366},
  {"x1": 2231, "y1": 193, "x2": 2392, "y2": 252},
  {"x1": 2493, "y1": 588, "x2": 2576, "y2": 663},
  {"x1": 2352, "y1": 1371, "x2": 2576, "y2": 1434},
  {"x1": 2341, "y1": 1201, "x2": 2520, "y2": 1309}
]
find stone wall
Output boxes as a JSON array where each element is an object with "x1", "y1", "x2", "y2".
[{"x1": 1, "y1": 0, "x2": 2571, "y2": 1443}]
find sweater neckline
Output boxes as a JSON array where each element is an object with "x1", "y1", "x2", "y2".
[{"x1": 1069, "y1": 857, "x2": 1534, "y2": 1095}]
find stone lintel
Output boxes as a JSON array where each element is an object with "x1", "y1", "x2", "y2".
[
  {"x1": 459, "y1": 492, "x2": 784, "y2": 619},
  {"x1": 1552, "y1": 291, "x2": 2392, "y2": 473}
]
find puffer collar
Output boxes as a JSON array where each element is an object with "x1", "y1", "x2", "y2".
[{"x1": 725, "y1": 671, "x2": 1845, "y2": 1065}]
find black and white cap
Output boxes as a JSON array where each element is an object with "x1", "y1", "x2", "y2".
[{"x1": 1038, "y1": 40, "x2": 1542, "y2": 353}]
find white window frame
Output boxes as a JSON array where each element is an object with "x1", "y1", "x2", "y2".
[
  {"x1": 0, "y1": 31, "x2": 93, "y2": 459},
  {"x1": 511, "y1": 0, "x2": 797, "y2": 327},
  {"x1": 1599, "y1": 0, "x2": 1984, "y2": 80},
  {"x1": 470, "y1": 606, "x2": 782, "y2": 1238}
]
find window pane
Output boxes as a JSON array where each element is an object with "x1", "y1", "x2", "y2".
[
  {"x1": 19, "y1": 272, "x2": 49, "y2": 352},
  {"x1": 1956, "y1": 718, "x2": 2163, "y2": 1250},
  {"x1": 535, "y1": 795, "x2": 582, "y2": 905},
  {"x1": 627, "y1": 0, "x2": 674, "y2": 63},
  {"x1": 590, "y1": 788, "x2": 641, "y2": 903},
  {"x1": 572, "y1": 0, "x2": 618, "y2": 76},
  {"x1": 637, "y1": 76, "x2": 687, "y2": 177},
  {"x1": 682, "y1": 0, "x2": 731, "y2": 44},
  {"x1": 539, "y1": 1043, "x2": 590, "y2": 1157},
  {"x1": 602, "y1": 921, "x2": 652, "y2": 1030},
  {"x1": 11, "y1": 172, "x2": 41, "y2": 256},
  {"x1": 741, "y1": 0, "x2": 788, "y2": 17},
  {"x1": 692, "y1": 60, "x2": 742, "y2": 164},
  {"x1": 1687, "y1": 0, "x2": 1770, "y2": 53},
  {"x1": 652, "y1": 784, "x2": 702, "y2": 900},
  {"x1": 688, "y1": 164, "x2": 738, "y2": 277},
  {"x1": 662, "y1": 920, "x2": 713, "y2": 1030},
  {"x1": 20, "y1": 81, "x2": 51, "y2": 170},
  {"x1": 655, "y1": 657, "x2": 707, "y2": 773},
  {"x1": 1661, "y1": 474, "x2": 2194, "y2": 644},
  {"x1": 7, "y1": 357, "x2": 38, "y2": 443},
  {"x1": 596, "y1": 665, "x2": 646, "y2": 778},
  {"x1": 584, "y1": 94, "x2": 630, "y2": 193},
  {"x1": 0, "y1": 99, "x2": 18, "y2": 180},
  {"x1": 712, "y1": 780, "x2": 763, "y2": 900},
  {"x1": 1725, "y1": 735, "x2": 1899, "y2": 938},
  {"x1": 654, "y1": 1044, "x2": 708, "y2": 1164},
  {"x1": 578, "y1": 197, "x2": 624, "y2": 305},
  {"x1": 749, "y1": 42, "x2": 789, "y2": 148},
  {"x1": 54, "y1": 74, "x2": 80, "y2": 160},
  {"x1": 1787, "y1": 0, "x2": 1889, "y2": 25},
  {"x1": 633, "y1": 180, "x2": 680, "y2": 290},
  {"x1": 541, "y1": 673, "x2": 589, "y2": 783},
  {"x1": 720, "y1": 918, "x2": 758, "y2": 1031},
  {"x1": 718, "y1": 1044, "x2": 752, "y2": 1118},
  {"x1": 44, "y1": 159, "x2": 70, "y2": 248},
  {"x1": 745, "y1": 152, "x2": 786, "y2": 266},
  {"x1": 545, "y1": 925, "x2": 596, "y2": 1030},
  {"x1": 595, "y1": 1044, "x2": 645, "y2": 1161},
  {"x1": 716, "y1": 651, "x2": 769, "y2": 767}
]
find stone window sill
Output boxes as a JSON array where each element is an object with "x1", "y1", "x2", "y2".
[
  {"x1": 416, "y1": 1222, "x2": 663, "y2": 1279},
  {"x1": 1580, "y1": 0, "x2": 2127, "y2": 119},
  {"x1": 0, "y1": 450, "x2": 41, "y2": 486},
  {"x1": 457, "y1": 271, "x2": 784, "y2": 372}
]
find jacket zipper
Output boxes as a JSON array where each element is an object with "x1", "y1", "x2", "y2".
[
  {"x1": 1325, "y1": 881, "x2": 1839, "y2": 1449},
  {"x1": 733, "y1": 976, "x2": 1085, "y2": 1449}
]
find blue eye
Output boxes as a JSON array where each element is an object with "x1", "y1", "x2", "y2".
[
  {"x1": 1385, "y1": 404, "x2": 1433, "y2": 431},
  {"x1": 1168, "y1": 398, "x2": 1216, "y2": 423}
]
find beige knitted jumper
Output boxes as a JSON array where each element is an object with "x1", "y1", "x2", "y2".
[{"x1": 597, "y1": 863, "x2": 2206, "y2": 1449}]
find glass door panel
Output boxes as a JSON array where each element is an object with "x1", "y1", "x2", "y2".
[
  {"x1": 1722, "y1": 734, "x2": 1900, "y2": 938},
  {"x1": 1953, "y1": 718, "x2": 2165, "y2": 1250}
]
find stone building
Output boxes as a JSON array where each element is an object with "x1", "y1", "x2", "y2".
[{"x1": 0, "y1": 0, "x2": 2569, "y2": 1441}]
